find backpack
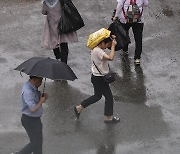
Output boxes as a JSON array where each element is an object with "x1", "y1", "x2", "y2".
[{"x1": 123, "y1": 0, "x2": 142, "y2": 23}]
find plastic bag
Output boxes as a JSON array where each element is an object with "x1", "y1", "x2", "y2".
[
  {"x1": 58, "y1": 0, "x2": 85, "y2": 33},
  {"x1": 87, "y1": 28, "x2": 111, "y2": 49},
  {"x1": 108, "y1": 20, "x2": 130, "y2": 51}
]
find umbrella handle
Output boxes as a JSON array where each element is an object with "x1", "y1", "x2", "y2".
[
  {"x1": 20, "y1": 68, "x2": 24, "y2": 77},
  {"x1": 42, "y1": 78, "x2": 46, "y2": 97}
]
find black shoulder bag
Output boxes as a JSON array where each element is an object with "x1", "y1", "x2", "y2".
[
  {"x1": 58, "y1": 0, "x2": 85, "y2": 34},
  {"x1": 93, "y1": 61, "x2": 116, "y2": 84}
]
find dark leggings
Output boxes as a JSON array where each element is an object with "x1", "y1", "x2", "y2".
[
  {"x1": 53, "y1": 43, "x2": 69, "y2": 64},
  {"x1": 81, "y1": 74, "x2": 114, "y2": 116}
]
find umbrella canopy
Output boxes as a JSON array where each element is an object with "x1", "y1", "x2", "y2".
[{"x1": 14, "y1": 57, "x2": 77, "y2": 81}]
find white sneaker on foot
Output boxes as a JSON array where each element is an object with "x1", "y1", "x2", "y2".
[{"x1": 134, "y1": 59, "x2": 140, "y2": 65}]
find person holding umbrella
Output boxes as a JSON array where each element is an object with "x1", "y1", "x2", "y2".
[
  {"x1": 41, "y1": 0, "x2": 78, "y2": 64},
  {"x1": 14, "y1": 57, "x2": 77, "y2": 153},
  {"x1": 74, "y1": 29, "x2": 120, "y2": 123},
  {"x1": 15, "y1": 76, "x2": 48, "y2": 154}
]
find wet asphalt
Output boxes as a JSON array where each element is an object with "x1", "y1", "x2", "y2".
[{"x1": 1, "y1": 0, "x2": 180, "y2": 154}]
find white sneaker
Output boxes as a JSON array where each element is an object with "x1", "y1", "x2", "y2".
[{"x1": 134, "y1": 59, "x2": 140, "y2": 65}]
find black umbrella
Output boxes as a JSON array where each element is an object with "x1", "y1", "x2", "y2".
[{"x1": 14, "y1": 57, "x2": 77, "y2": 93}]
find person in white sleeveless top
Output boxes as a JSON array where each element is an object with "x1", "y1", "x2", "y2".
[{"x1": 113, "y1": 0, "x2": 148, "y2": 65}]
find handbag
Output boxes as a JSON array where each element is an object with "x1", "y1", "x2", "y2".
[
  {"x1": 58, "y1": 0, "x2": 85, "y2": 33},
  {"x1": 93, "y1": 61, "x2": 116, "y2": 84},
  {"x1": 108, "y1": 20, "x2": 130, "y2": 51},
  {"x1": 87, "y1": 28, "x2": 111, "y2": 49}
]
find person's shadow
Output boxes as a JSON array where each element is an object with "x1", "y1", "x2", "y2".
[
  {"x1": 109, "y1": 56, "x2": 170, "y2": 144},
  {"x1": 96, "y1": 125, "x2": 116, "y2": 154},
  {"x1": 72, "y1": 121, "x2": 117, "y2": 154},
  {"x1": 112, "y1": 56, "x2": 146, "y2": 104}
]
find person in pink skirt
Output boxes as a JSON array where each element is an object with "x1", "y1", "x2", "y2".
[{"x1": 41, "y1": 0, "x2": 78, "y2": 64}]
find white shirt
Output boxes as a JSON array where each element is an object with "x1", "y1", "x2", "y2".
[
  {"x1": 91, "y1": 46, "x2": 109, "y2": 76},
  {"x1": 115, "y1": 0, "x2": 149, "y2": 23}
]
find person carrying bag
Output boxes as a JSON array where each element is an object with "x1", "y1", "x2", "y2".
[
  {"x1": 41, "y1": 0, "x2": 79, "y2": 64},
  {"x1": 74, "y1": 28, "x2": 120, "y2": 123},
  {"x1": 113, "y1": 0, "x2": 149, "y2": 65}
]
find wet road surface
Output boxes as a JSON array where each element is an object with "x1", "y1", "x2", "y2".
[{"x1": 1, "y1": 0, "x2": 180, "y2": 153}]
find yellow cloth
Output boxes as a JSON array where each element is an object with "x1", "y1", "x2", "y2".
[{"x1": 87, "y1": 28, "x2": 111, "y2": 49}]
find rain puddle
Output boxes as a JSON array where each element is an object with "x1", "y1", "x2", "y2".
[
  {"x1": 159, "y1": 0, "x2": 174, "y2": 17},
  {"x1": 162, "y1": 6, "x2": 174, "y2": 17}
]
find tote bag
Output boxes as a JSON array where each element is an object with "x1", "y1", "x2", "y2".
[
  {"x1": 108, "y1": 20, "x2": 130, "y2": 51},
  {"x1": 58, "y1": 0, "x2": 85, "y2": 33}
]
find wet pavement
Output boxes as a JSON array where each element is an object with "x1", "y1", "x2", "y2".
[{"x1": 1, "y1": 0, "x2": 180, "y2": 153}]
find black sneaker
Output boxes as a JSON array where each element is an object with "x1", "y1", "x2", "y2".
[{"x1": 124, "y1": 51, "x2": 129, "y2": 55}]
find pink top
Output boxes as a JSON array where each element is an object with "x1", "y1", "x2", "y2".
[
  {"x1": 91, "y1": 46, "x2": 109, "y2": 76},
  {"x1": 41, "y1": 1, "x2": 78, "y2": 49}
]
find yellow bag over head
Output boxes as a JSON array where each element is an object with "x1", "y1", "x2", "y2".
[{"x1": 87, "y1": 28, "x2": 111, "y2": 49}]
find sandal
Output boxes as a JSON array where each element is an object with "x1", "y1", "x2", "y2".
[
  {"x1": 104, "y1": 117, "x2": 120, "y2": 123},
  {"x1": 74, "y1": 106, "x2": 80, "y2": 119}
]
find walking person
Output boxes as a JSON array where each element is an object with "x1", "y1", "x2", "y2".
[
  {"x1": 41, "y1": 0, "x2": 78, "y2": 64},
  {"x1": 14, "y1": 76, "x2": 48, "y2": 154},
  {"x1": 74, "y1": 34, "x2": 120, "y2": 123},
  {"x1": 113, "y1": 0, "x2": 149, "y2": 65}
]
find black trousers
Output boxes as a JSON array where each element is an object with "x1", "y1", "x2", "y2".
[
  {"x1": 81, "y1": 74, "x2": 114, "y2": 116},
  {"x1": 18, "y1": 114, "x2": 43, "y2": 154},
  {"x1": 53, "y1": 43, "x2": 69, "y2": 64},
  {"x1": 121, "y1": 23, "x2": 144, "y2": 59}
]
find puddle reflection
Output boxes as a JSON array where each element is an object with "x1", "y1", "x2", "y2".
[
  {"x1": 96, "y1": 125, "x2": 116, "y2": 154},
  {"x1": 113, "y1": 56, "x2": 146, "y2": 104}
]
